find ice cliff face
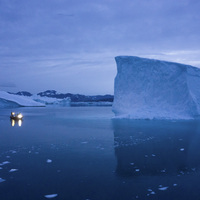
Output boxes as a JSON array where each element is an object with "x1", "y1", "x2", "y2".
[{"x1": 112, "y1": 56, "x2": 200, "y2": 120}]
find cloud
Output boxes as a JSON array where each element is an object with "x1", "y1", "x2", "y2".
[
  {"x1": 0, "y1": 0, "x2": 200, "y2": 93},
  {"x1": 0, "y1": 82, "x2": 16, "y2": 88}
]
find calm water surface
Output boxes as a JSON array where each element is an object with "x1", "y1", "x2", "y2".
[{"x1": 0, "y1": 107, "x2": 200, "y2": 200}]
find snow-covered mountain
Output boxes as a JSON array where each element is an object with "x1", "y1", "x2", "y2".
[
  {"x1": 112, "y1": 56, "x2": 200, "y2": 120},
  {"x1": 14, "y1": 90, "x2": 114, "y2": 102},
  {"x1": 1, "y1": 90, "x2": 113, "y2": 108}
]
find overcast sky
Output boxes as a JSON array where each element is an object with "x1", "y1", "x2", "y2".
[{"x1": 0, "y1": 0, "x2": 200, "y2": 94}]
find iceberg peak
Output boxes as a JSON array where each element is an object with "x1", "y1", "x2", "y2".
[{"x1": 112, "y1": 56, "x2": 200, "y2": 120}]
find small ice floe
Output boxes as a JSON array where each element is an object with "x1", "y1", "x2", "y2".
[
  {"x1": 11, "y1": 150, "x2": 17, "y2": 154},
  {"x1": 145, "y1": 155, "x2": 148, "y2": 157},
  {"x1": 151, "y1": 191, "x2": 156, "y2": 195},
  {"x1": 173, "y1": 184, "x2": 177, "y2": 186},
  {"x1": 147, "y1": 189, "x2": 152, "y2": 192},
  {"x1": 192, "y1": 168, "x2": 196, "y2": 171},
  {"x1": 130, "y1": 163, "x2": 134, "y2": 165},
  {"x1": 152, "y1": 154, "x2": 156, "y2": 157},
  {"x1": 0, "y1": 178, "x2": 5, "y2": 183},
  {"x1": 0, "y1": 167, "x2": 2, "y2": 170},
  {"x1": 81, "y1": 142, "x2": 88, "y2": 144},
  {"x1": 46, "y1": 159, "x2": 52, "y2": 163},
  {"x1": 9, "y1": 169, "x2": 18, "y2": 173},
  {"x1": 6, "y1": 156, "x2": 10, "y2": 158},
  {"x1": 0, "y1": 161, "x2": 10, "y2": 166},
  {"x1": 44, "y1": 194, "x2": 58, "y2": 198},
  {"x1": 135, "y1": 169, "x2": 140, "y2": 172},
  {"x1": 180, "y1": 148, "x2": 184, "y2": 151},
  {"x1": 161, "y1": 169, "x2": 166, "y2": 173},
  {"x1": 158, "y1": 186, "x2": 168, "y2": 191}
]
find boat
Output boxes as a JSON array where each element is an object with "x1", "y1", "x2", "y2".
[{"x1": 10, "y1": 112, "x2": 23, "y2": 120}]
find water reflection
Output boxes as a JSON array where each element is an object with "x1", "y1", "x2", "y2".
[
  {"x1": 113, "y1": 119, "x2": 200, "y2": 177},
  {"x1": 11, "y1": 119, "x2": 23, "y2": 127}
]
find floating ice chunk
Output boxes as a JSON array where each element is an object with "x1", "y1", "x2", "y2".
[
  {"x1": 173, "y1": 184, "x2": 177, "y2": 186},
  {"x1": 46, "y1": 159, "x2": 52, "y2": 163},
  {"x1": 0, "y1": 161, "x2": 10, "y2": 166},
  {"x1": 44, "y1": 194, "x2": 58, "y2": 198},
  {"x1": 11, "y1": 150, "x2": 17, "y2": 154},
  {"x1": 152, "y1": 154, "x2": 156, "y2": 157},
  {"x1": 0, "y1": 167, "x2": 2, "y2": 170},
  {"x1": 161, "y1": 169, "x2": 166, "y2": 173},
  {"x1": 180, "y1": 148, "x2": 184, "y2": 151},
  {"x1": 130, "y1": 163, "x2": 134, "y2": 165},
  {"x1": 135, "y1": 169, "x2": 140, "y2": 172},
  {"x1": 0, "y1": 178, "x2": 5, "y2": 183},
  {"x1": 151, "y1": 191, "x2": 156, "y2": 195},
  {"x1": 158, "y1": 186, "x2": 168, "y2": 191},
  {"x1": 147, "y1": 189, "x2": 152, "y2": 192},
  {"x1": 9, "y1": 169, "x2": 18, "y2": 172}
]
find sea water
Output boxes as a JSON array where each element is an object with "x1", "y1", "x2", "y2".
[{"x1": 0, "y1": 107, "x2": 200, "y2": 200}]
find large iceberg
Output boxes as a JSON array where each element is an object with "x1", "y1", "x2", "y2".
[
  {"x1": 112, "y1": 56, "x2": 200, "y2": 120},
  {"x1": 0, "y1": 91, "x2": 45, "y2": 108}
]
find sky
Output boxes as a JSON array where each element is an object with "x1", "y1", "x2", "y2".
[{"x1": 0, "y1": 0, "x2": 200, "y2": 95}]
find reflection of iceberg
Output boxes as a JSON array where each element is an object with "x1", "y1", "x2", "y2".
[{"x1": 113, "y1": 119, "x2": 200, "y2": 177}]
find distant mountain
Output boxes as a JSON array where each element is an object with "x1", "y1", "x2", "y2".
[
  {"x1": 8, "y1": 91, "x2": 33, "y2": 97},
  {"x1": 12, "y1": 90, "x2": 114, "y2": 102},
  {"x1": 37, "y1": 90, "x2": 114, "y2": 102}
]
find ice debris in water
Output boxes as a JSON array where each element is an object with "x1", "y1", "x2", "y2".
[
  {"x1": 173, "y1": 184, "x2": 177, "y2": 186},
  {"x1": 130, "y1": 163, "x2": 134, "y2": 165},
  {"x1": 81, "y1": 141, "x2": 88, "y2": 144},
  {"x1": 158, "y1": 186, "x2": 168, "y2": 191},
  {"x1": 135, "y1": 169, "x2": 140, "y2": 172},
  {"x1": 47, "y1": 159, "x2": 52, "y2": 163},
  {"x1": 0, "y1": 161, "x2": 10, "y2": 166},
  {"x1": 44, "y1": 194, "x2": 58, "y2": 198},
  {"x1": 0, "y1": 178, "x2": 5, "y2": 183},
  {"x1": 180, "y1": 148, "x2": 184, "y2": 151},
  {"x1": 9, "y1": 169, "x2": 18, "y2": 172}
]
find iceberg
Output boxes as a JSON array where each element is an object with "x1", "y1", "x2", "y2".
[
  {"x1": 112, "y1": 56, "x2": 200, "y2": 119},
  {"x1": 31, "y1": 95, "x2": 71, "y2": 106},
  {"x1": 0, "y1": 91, "x2": 45, "y2": 107}
]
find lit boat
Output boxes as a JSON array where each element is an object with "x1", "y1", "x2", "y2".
[{"x1": 10, "y1": 112, "x2": 23, "y2": 120}]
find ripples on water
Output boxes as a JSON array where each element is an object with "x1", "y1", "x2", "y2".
[{"x1": 0, "y1": 107, "x2": 200, "y2": 200}]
